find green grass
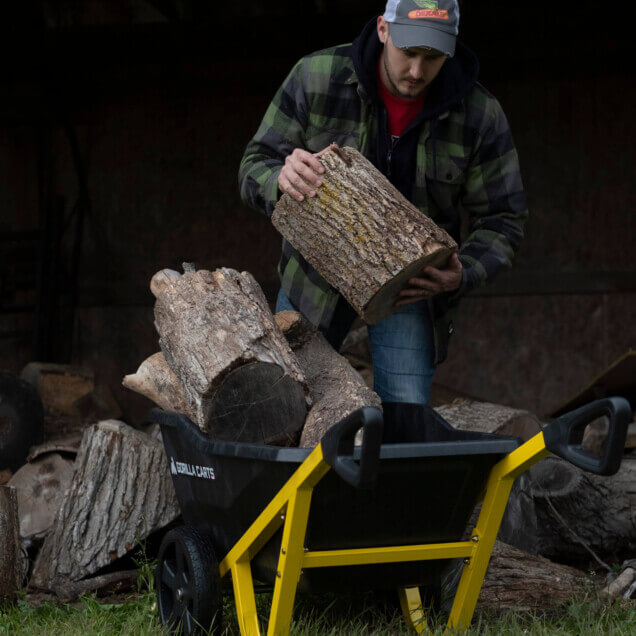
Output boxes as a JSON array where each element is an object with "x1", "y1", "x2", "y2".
[
  {"x1": 1, "y1": 591, "x2": 634, "y2": 635},
  {"x1": 2, "y1": 561, "x2": 634, "y2": 635}
]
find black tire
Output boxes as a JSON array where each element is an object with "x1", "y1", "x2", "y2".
[
  {"x1": 0, "y1": 371, "x2": 44, "y2": 471},
  {"x1": 155, "y1": 526, "x2": 222, "y2": 636}
]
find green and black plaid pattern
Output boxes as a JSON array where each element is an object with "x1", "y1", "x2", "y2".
[{"x1": 238, "y1": 44, "x2": 527, "y2": 362}]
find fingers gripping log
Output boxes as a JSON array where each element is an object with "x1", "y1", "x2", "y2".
[{"x1": 272, "y1": 145, "x2": 458, "y2": 324}]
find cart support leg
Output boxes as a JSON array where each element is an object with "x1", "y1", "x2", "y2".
[
  {"x1": 398, "y1": 587, "x2": 430, "y2": 634},
  {"x1": 447, "y1": 433, "x2": 549, "y2": 631},
  {"x1": 446, "y1": 477, "x2": 513, "y2": 631},
  {"x1": 232, "y1": 558, "x2": 260, "y2": 636},
  {"x1": 267, "y1": 486, "x2": 313, "y2": 636}
]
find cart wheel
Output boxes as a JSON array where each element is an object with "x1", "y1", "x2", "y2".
[{"x1": 155, "y1": 526, "x2": 222, "y2": 635}]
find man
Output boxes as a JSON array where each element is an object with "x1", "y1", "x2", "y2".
[{"x1": 238, "y1": 0, "x2": 527, "y2": 405}]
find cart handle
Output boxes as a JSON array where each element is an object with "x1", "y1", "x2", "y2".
[
  {"x1": 320, "y1": 406, "x2": 384, "y2": 489},
  {"x1": 542, "y1": 397, "x2": 631, "y2": 476}
]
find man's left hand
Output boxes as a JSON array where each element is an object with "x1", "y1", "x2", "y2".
[{"x1": 395, "y1": 253, "x2": 462, "y2": 307}]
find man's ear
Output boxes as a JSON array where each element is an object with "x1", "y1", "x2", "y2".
[{"x1": 377, "y1": 16, "x2": 389, "y2": 44}]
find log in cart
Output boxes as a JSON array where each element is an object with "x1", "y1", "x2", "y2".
[{"x1": 149, "y1": 396, "x2": 630, "y2": 635}]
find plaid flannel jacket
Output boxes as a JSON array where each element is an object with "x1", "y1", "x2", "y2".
[{"x1": 238, "y1": 39, "x2": 527, "y2": 364}]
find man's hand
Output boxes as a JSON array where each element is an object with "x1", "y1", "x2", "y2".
[
  {"x1": 278, "y1": 148, "x2": 324, "y2": 202},
  {"x1": 395, "y1": 253, "x2": 462, "y2": 307}
]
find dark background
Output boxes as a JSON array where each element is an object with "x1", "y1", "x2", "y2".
[{"x1": 1, "y1": 1, "x2": 634, "y2": 421}]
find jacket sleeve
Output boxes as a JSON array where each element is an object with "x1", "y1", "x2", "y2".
[
  {"x1": 238, "y1": 60, "x2": 309, "y2": 217},
  {"x1": 453, "y1": 97, "x2": 528, "y2": 298}
]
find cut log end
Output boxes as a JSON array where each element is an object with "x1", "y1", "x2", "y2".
[
  {"x1": 203, "y1": 362, "x2": 306, "y2": 445},
  {"x1": 363, "y1": 247, "x2": 455, "y2": 324}
]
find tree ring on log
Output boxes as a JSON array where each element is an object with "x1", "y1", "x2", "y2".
[
  {"x1": 205, "y1": 362, "x2": 306, "y2": 445},
  {"x1": 363, "y1": 247, "x2": 454, "y2": 324}
]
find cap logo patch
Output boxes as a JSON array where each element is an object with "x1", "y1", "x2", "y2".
[
  {"x1": 413, "y1": 0, "x2": 440, "y2": 8},
  {"x1": 408, "y1": 9, "x2": 449, "y2": 19}
]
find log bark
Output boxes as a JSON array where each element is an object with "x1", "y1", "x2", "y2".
[
  {"x1": 274, "y1": 311, "x2": 381, "y2": 448},
  {"x1": 435, "y1": 399, "x2": 542, "y2": 441},
  {"x1": 272, "y1": 145, "x2": 457, "y2": 324},
  {"x1": 499, "y1": 456, "x2": 636, "y2": 561},
  {"x1": 477, "y1": 541, "x2": 592, "y2": 611},
  {"x1": 53, "y1": 569, "x2": 138, "y2": 601},
  {"x1": 154, "y1": 267, "x2": 309, "y2": 442},
  {"x1": 0, "y1": 485, "x2": 24, "y2": 600},
  {"x1": 8, "y1": 453, "x2": 74, "y2": 539},
  {"x1": 21, "y1": 362, "x2": 94, "y2": 416},
  {"x1": 123, "y1": 352, "x2": 194, "y2": 419},
  {"x1": 30, "y1": 420, "x2": 180, "y2": 591}
]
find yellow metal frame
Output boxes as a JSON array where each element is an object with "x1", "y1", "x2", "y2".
[{"x1": 218, "y1": 432, "x2": 549, "y2": 635}]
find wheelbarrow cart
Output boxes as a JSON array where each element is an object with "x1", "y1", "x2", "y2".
[{"x1": 150, "y1": 397, "x2": 630, "y2": 635}]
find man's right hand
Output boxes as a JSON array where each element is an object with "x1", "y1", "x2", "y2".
[{"x1": 278, "y1": 148, "x2": 325, "y2": 202}]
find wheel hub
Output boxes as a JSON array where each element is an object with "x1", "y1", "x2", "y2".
[{"x1": 176, "y1": 587, "x2": 185, "y2": 601}]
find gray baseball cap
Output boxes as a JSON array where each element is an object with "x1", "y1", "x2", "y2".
[{"x1": 383, "y1": 0, "x2": 460, "y2": 57}]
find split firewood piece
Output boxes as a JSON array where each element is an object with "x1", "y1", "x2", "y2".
[
  {"x1": 499, "y1": 456, "x2": 636, "y2": 560},
  {"x1": 600, "y1": 567, "x2": 636, "y2": 599},
  {"x1": 123, "y1": 352, "x2": 194, "y2": 419},
  {"x1": 53, "y1": 569, "x2": 138, "y2": 601},
  {"x1": 8, "y1": 453, "x2": 74, "y2": 540},
  {"x1": 274, "y1": 311, "x2": 381, "y2": 448},
  {"x1": 30, "y1": 420, "x2": 180, "y2": 591},
  {"x1": 477, "y1": 541, "x2": 592, "y2": 611},
  {"x1": 272, "y1": 144, "x2": 457, "y2": 324},
  {"x1": 154, "y1": 268, "x2": 310, "y2": 443},
  {"x1": 21, "y1": 362, "x2": 94, "y2": 416},
  {"x1": 435, "y1": 399, "x2": 542, "y2": 441},
  {"x1": 0, "y1": 486, "x2": 25, "y2": 601}
]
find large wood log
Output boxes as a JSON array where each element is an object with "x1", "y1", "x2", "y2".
[
  {"x1": 274, "y1": 311, "x2": 381, "y2": 448},
  {"x1": 272, "y1": 145, "x2": 457, "y2": 324},
  {"x1": 498, "y1": 455, "x2": 636, "y2": 561},
  {"x1": 153, "y1": 268, "x2": 310, "y2": 443},
  {"x1": 30, "y1": 420, "x2": 180, "y2": 592},
  {"x1": 0, "y1": 486, "x2": 24, "y2": 600},
  {"x1": 435, "y1": 399, "x2": 542, "y2": 441},
  {"x1": 477, "y1": 541, "x2": 592, "y2": 611}
]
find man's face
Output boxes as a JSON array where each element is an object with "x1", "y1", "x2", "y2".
[{"x1": 377, "y1": 17, "x2": 447, "y2": 100}]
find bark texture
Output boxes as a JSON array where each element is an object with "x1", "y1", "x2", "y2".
[
  {"x1": 477, "y1": 541, "x2": 592, "y2": 611},
  {"x1": 154, "y1": 268, "x2": 309, "y2": 439},
  {"x1": 8, "y1": 453, "x2": 74, "y2": 539},
  {"x1": 435, "y1": 399, "x2": 542, "y2": 441},
  {"x1": 0, "y1": 486, "x2": 24, "y2": 600},
  {"x1": 30, "y1": 420, "x2": 179, "y2": 591},
  {"x1": 123, "y1": 352, "x2": 194, "y2": 419},
  {"x1": 274, "y1": 311, "x2": 381, "y2": 448},
  {"x1": 499, "y1": 456, "x2": 636, "y2": 560},
  {"x1": 272, "y1": 145, "x2": 457, "y2": 324}
]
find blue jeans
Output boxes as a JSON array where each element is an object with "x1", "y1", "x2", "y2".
[{"x1": 275, "y1": 289, "x2": 436, "y2": 405}]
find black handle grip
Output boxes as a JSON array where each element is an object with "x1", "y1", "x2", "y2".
[
  {"x1": 320, "y1": 407, "x2": 384, "y2": 488},
  {"x1": 543, "y1": 397, "x2": 631, "y2": 476}
]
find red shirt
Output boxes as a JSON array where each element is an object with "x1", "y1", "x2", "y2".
[{"x1": 377, "y1": 60, "x2": 427, "y2": 140}]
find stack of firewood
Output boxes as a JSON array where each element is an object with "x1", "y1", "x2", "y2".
[
  {"x1": 2, "y1": 145, "x2": 635, "y2": 611},
  {"x1": 124, "y1": 266, "x2": 382, "y2": 447}
]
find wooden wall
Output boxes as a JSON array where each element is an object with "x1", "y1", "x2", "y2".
[{"x1": 0, "y1": 1, "x2": 633, "y2": 419}]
